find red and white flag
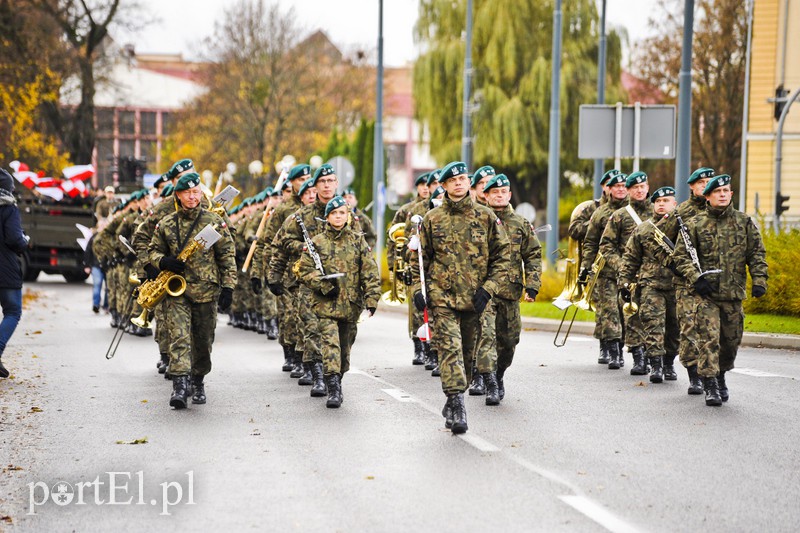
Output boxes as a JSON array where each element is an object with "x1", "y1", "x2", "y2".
[
  {"x1": 62, "y1": 164, "x2": 95, "y2": 181},
  {"x1": 13, "y1": 170, "x2": 40, "y2": 189},
  {"x1": 60, "y1": 179, "x2": 86, "y2": 198},
  {"x1": 36, "y1": 187, "x2": 64, "y2": 201}
]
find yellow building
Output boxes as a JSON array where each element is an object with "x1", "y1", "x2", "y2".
[{"x1": 743, "y1": 0, "x2": 800, "y2": 223}]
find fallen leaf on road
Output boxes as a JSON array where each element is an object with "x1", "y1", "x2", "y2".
[
  {"x1": 577, "y1": 471, "x2": 587, "y2": 475},
  {"x1": 29, "y1": 407, "x2": 42, "y2": 413},
  {"x1": 116, "y1": 437, "x2": 148, "y2": 445},
  {"x1": 31, "y1": 354, "x2": 38, "y2": 358},
  {"x1": 5, "y1": 465, "x2": 23, "y2": 471},
  {"x1": 31, "y1": 331, "x2": 42, "y2": 335},
  {"x1": 365, "y1": 476, "x2": 374, "y2": 480},
  {"x1": 1, "y1": 515, "x2": 12, "y2": 524},
  {"x1": 635, "y1": 381, "x2": 646, "y2": 387},
  {"x1": 539, "y1": 364, "x2": 547, "y2": 367},
  {"x1": 140, "y1": 400, "x2": 148, "y2": 403},
  {"x1": 251, "y1": 430, "x2": 261, "y2": 436}
]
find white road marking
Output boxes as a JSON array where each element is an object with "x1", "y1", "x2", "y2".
[
  {"x1": 559, "y1": 495, "x2": 643, "y2": 533},
  {"x1": 382, "y1": 388, "x2": 415, "y2": 402},
  {"x1": 457, "y1": 433, "x2": 500, "y2": 452},
  {"x1": 730, "y1": 368, "x2": 791, "y2": 378}
]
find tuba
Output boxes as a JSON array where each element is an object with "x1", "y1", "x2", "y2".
[{"x1": 381, "y1": 223, "x2": 408, "y2": 306}]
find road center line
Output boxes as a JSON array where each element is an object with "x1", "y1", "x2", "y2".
[
  {"x1": 559, "y1": 495, "x2": 643, "y2": 533},
  {"x1": 382, "y1": 388, "x2": 415, "y2": 402},
  {"x1": 731, "y1": 368, "x2": 792, "y2": 378}
]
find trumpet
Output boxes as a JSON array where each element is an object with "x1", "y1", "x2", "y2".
[
  {"x1": 381, "y1": 223, "x2": 408, "y2": 306},
  {"x1": 622, "y1": 282, "x2": 638, "y2": 317}
]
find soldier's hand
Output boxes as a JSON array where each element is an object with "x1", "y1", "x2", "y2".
[
  {"x1": 752, "y1": 285, "x2": 766, "y2": 298},
  {"x1": 320, "y1": 279, "x2": 340, "y2": 298},
  {"x1": 267, "y1": 282, "x2": 285, "y2": 296},
  {"x1": 619, "y1": 285, "x2": 632, "y2": 303},
  {"x1": 251, "y1": 277, "x2": 262, "y2": 295},
  {"x1": 413, "y1": 291, "x2": 427, "y2": 311},
  {"x1": 144, "y1": 263, "x2": 160, "y2": 281},
  {"x1": 693, "y1": 277, "x2": 714, "y2": 298},
  {"x1": 125, "y1": 252, "x2": 137, "y2": 264},
  {"x1": 667, "y1": 261, "x2": 681, "y2": 277},
  {"x1": 218, "y1": 287, "x2": 233, "y2": 311},
  {"x1": 578, "y1": 267, "x2": 591, "y2": 285},
  {"x1": 472, "y1": 287, "x2": 491, "y2": 314},
  {"x1": 524, "y1": 288, "x2": 538, "y2": 302},
  {"x1": 367, "y1": 306, "x2": 376, "y2": 317},
  {"x1": 159, "y1": 256, "x2": 185, "y2": 274}
]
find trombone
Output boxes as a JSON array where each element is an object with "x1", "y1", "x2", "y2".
[{"x1": 381, "y1": 223, "x2": 408, "y2": 306}]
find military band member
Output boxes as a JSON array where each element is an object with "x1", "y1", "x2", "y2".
[
  {"x1": 149, "y1": 173, "x2": 236, "y2": 409},
  {"x1": 342, "y1": 187, "x2": 377, "y2": 249},
  {"x1": 411, "y1": 161, "x2": 511, "y2": 434},
  {"x1": 469, "y1": 165, "x2": 495, "y2": 205},
  {"x1": 580, "y1": 171, "x2": 628, "y2": 366},
  {"x1": 568, "y1": 170, "x2": 613, "y2": 243},
  {"x1": 296, "y1": 196, "x2": 381, "y2": 408},
  {"x1": 672, "y1": 175, "x2": 768, "y2": 406},
  {"x1": 483, "y1": 174, "x2": 542, "y2": 402},
  {"x1": 619, "y1": 186, "x2": 679, "y2": 383}
]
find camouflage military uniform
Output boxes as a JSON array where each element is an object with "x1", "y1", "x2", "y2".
[
  {"x1": 568, "y1": 196, "x2": 604, "y2": 242},
  {"x1": 231, "y1": 215, "x2": 250, "y2": 322},
  {"x1": 352, "y1": 207, "x2": 377, "y2": 249},
  {"x1": 404, "y1": 199, "x2": 432, "y2": 340},
  {"x1": 672, "y1": 204, "x2": 768, "y2": 378},
  {"x1": 296, "y1": 222, "x2": 380, "y2": 376},
  {"x1": 149, "y1": 206, "x2": 236, "y2": 377},
  {"x1": 410, "y1": 194, "x2": 511, "y2": 395}
]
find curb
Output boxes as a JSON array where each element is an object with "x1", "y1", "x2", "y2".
[{"x1": 377, "y1": 301, "x2": 800, "y2": 352}]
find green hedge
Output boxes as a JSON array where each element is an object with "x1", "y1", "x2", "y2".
[{"x1": 744, "y1": 228, "x2": 800, "y2": 317}]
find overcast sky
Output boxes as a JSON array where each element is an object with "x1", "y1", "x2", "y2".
[{"x1": 124, "y1": 0, "x2": 662, "y2": 67}]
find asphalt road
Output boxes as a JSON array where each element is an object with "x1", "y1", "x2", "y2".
[{"x1": 1, "y1": 275, "x2": 799, "y2": 532}]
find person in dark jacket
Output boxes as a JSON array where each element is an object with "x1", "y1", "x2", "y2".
[
  {"x1": 83, "y1": 221, "x2": 109, "y2": 313},
  {"x1": 0, "y1": 168, "x2": 30, "y2": 378}
]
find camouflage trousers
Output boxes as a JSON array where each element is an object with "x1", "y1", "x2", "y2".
[
  {"x1": 318, "y1": 318, "x2": 358, "y2": 376},
  {"x1": 623, "y1": 286, "x2": 646, "y2": 350},
  {"x1": 472, "y1": 299, "x2": 497, "y2": 373},
  {"x1": 154, "y1": 300, "x2": 169, "y2": 355},
  {"x1": 675, "y1": 285, "x2": 702, "y2": 368},
  {"x1": 277, "y1": 290, "x2": 299, "y2": 348},
  {"x1": 592, "y1": 277, "x2": 623, "y2": 342},
  {"x1": 163, "y1": 296, "x2": 217, "y2": 377},
  {"x1": 261, "y1": 287, "x2": 277, "y2": 320},
  {"x1": 686, "y1": 296, "x2": 743, "y2": 377},
  {"x1": 232, "y1": 270, "x2": 248, "y2": 314},
  {"x1": 407, "y1": 297, "x2": 424, "y2": 339},
  {"x1": 429, "y1": 306, "x2": 480, "y2": 395},
  {"x1": 296, "y1": 285, "x2": 322, "y2": 363},
  {"x1": 495, "y1": 297, "x2": 522, "y2": 372},
  {"x1": 638, "y1": 285, "x2": 679, "y2": 358}
]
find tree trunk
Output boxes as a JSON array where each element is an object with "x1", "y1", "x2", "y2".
[{"x1": 67, "y1": 58, "x2": 96, "y2": 164}]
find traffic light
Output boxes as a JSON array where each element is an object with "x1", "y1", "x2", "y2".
[
  {"x1": 776, "y1": 192, "x2": 790, "y2": 216},
  {"x1": 775, "y1": 85, "x2": 789, "y2": 121}
]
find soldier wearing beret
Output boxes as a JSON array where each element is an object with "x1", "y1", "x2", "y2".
[
  {"x1": 619, "y1": 186, "x2": 680, "y2": 383},
  {"x1": 568, "y1": 169, "x2": 617, "y2": 243},
  {"x1": 149, "y1": 172, "x2": 236, "y2": 409},
  {"x1": 296, "y1": 196, "x2": 381, "y2": 408},
  {"x1": 482, "y1": 174, "x2": 542, "y2": 402},
  {"x1": 342, "y1": 187, "x2": 377, "y2": 249},
  {"x1": 579, "y1": 171, "x2": 629, "y2": 365},
  {"x1": 410, "y1": 161, "x2": 511, "y2": 434},
  {"x1": 672, "y1": 175, "x2": 768, "y2": 406},
  {"x1": 469, "y1": 165, "x2": 495, "y2": 206}
]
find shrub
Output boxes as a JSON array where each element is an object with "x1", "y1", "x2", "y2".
[{"x1": 743, "y1": 228, "x2": 800, "y2": 317}]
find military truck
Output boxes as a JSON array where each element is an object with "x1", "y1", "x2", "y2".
[{"x1": 16, "y1": 187, "x2": 95, "y2": 282}]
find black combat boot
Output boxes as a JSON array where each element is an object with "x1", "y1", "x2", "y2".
[
  {"x1": 618, "y1": 340, "x2": 625, "y2": 367},
  {"x1": 496, "y1": 366, "x2": 506, "y2": 401},
  {"x1": 423, "y1": 342, "x2": 436, "y2": 370},
  {"x1": 703, "y1": 376, "x2": 723, "y2": 406},
  {"x1": 483, "y1": 373, "x2": 500, "y2": 405},
  {"x1": 431, "y1": 351, "x2": 441, "y2": 377},
  {"x1": 247, "y1": 312, "x2": 258, "y2": 331},
  {"x1": 281, "y1": 345, "x2": 294, "y2": 372},
  {"x1": 298, "y1": 362, "x2": 313, "y2": 386},
  {"x1": 686, "y1": 365, "x2": 704, "y2": 395},
  {"x1": 598, "y1": 340, "x2": 611, "y2": 364},
  {"x1": 157, "y1": 353, "x2": 169, "y2": 374},
  {"x1": 230, "y1": 312, "x2": 241, "y2": 328},
  {"x1": 630, "y1": 346, "x2": 647, "y2": 375},
  {"x1": 607, "y1": 340, "x2": 622, "y2": 370},
  {"x1": 266, "y1": 318, "x2": 279, "y2": 340},
  {"x1": 110, "y1": 310, "x2": 119, "y2": 328},
  {"x1": 290, "y1": 353, "x2": 305, "y2": 378},
  {"x1": 442, "y1": 396, "x2": 454, "y2": 429},
  {"x1": 256, "y1": 313, "x2": 267, "y2": 334},
  {"x1": 469, "y1": 371, "x2": 486, "y2": 396},
  {"x1": 191, "y1": 375, "x2": 206, "y2": 404},
  {"x1": 412, "y1": 338, "x2": 425, "y2": 365},
  {"x1": 717, "y1": 371, "x2": 729, "y2": 402},
  {"x1": 227, "y1": 313, "x2": 234, "y2": 326},
  {"x1": 325, "y1": 374, "x2": 343, "y2": 408},
  {"x1": 310, "y1": 362, "x2": 327, "y2": 397},
  {"x1": 169, "y1": 375, "x2": 190, "y2": 409},
  {"x1": 663, "y1": 354, "x2": 678, "y2": 381},
  {"x1": 450, "y1": 393, "x2": 468, "y2": 434},
  {"x1": 649, "y1": 356, "x2": 663, "y2": 383},
  {"x1": 0, "y1": 358, "x2": 9, "y2": 379}
]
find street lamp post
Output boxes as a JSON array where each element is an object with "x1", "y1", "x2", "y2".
[
  {"x1": 593, "y1": 0, "x2": 607, "y2": 199},
  {"x1": 674, "y1": 0, "x2": 695, "y2": 202},
  {"x1": 372, "y1": 0, "x2": 385, "y2": 274},
  {"x1": 461, "y1": 0, "x2": 474, "y2": 169},
  {"x1": 546, "y1": 0, "x2": 563, "y2": 267}
]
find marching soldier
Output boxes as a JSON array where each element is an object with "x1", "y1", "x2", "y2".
[
  {"x1": 482, "y1": 174, "x2": 542, "y2": 402},
  {"x1": 149, "y1": 173, "x2": 236, "y2": 409},
  {"x1": 342, "y1": 187, "x2": 377, "y2": 249},
  {"x1": 580, "y1": 170, "x2": 628, "y2": 366},
  {"x1": 469, "y1": 165, "x2": 495, "y2": 205},
  {"x1": 410, "y1": 161, "x2": 511, "y2": 434},
  {"x1": 568, "y1": 171, "x2": 613, "y2": 243},
  {"x1": 600, "y1": 171, "x2": 653, "y2": 372},
  {"x1": 296, "y1": 196, "x2": 381, "y2": 408},
  {"x1": 619, "y1": 186, "x2": 680, "y2": 383},
  {"x1": 672, "y1": 175, "x2": 768, "y2": 406}
]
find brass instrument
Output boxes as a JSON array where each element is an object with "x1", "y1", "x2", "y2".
[
  {"x1": 622, "y1": 282, "x2": 638, "y2": 316},
  {"x1": 381, "y1": 223, "x2": 408, "y2": 306},
  {"x1": 575, "y1": 252, "x2": 605, "y2": 311}
]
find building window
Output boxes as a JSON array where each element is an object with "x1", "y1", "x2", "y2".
[
  {"x1": 119, "y1": 139, "x2": 135, "y2": 157},
  {"x1": 96, "y1": 108, "x2": 114, "y2": 135},
  {"x1": 96, "y1": 139, "x2": 115, "y2": 186},
  {"x1": 161, "y1": 112, "x2": 170, "y2": 136},
  {"x1": 141, "y1": 112, "x2": 157, "y2": 135},
  {"x1": 119, "y1": 111, "x2": 136, "y2": 135},
  {"x1": 386, "y1": 143, "x2": 407, "y2": 167}
]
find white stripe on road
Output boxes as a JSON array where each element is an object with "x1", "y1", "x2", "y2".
[
  {"x1": 457, "y1": 433, "x2": 500, "y2": 452},
  {"x1": 382, "y1": 388, "x2": 415, "y2": 402},
  {"x1": 731, "y1": 368, "x2": 791, "y2": 378},
  {"x1": 559, "y1": 495, "x2": 643, "y2": 533}
]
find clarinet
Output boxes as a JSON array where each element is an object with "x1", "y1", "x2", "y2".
[
  {"x1": 675, "y1": 213, "x2": 722, "y2": 278},
  {"x1": 295, "y1": 213, "x2": 325, "y2": 276}
]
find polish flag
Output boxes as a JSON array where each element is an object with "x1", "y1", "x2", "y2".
[
  {"x1": 60, "y1": 179, "x2": 86, "y2": 198},
  {"x1": 36, "y1": 187, "x2": 64, "y2": 201},
  {"x1": 36, "y1": 177, "x2": 60, "y2": 189},
  {"x1": 13, "y1": 170, "x2": 40, "y2": 189},
  {"x1": 62, "y1": 164, "x2": 95, "y2": 181}
]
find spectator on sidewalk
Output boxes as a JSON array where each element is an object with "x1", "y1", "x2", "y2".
[{"x1": 84, "y1": 220, "x2": 109, "y2": 313}]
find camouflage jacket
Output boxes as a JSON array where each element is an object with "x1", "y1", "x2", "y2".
[
  {"x1": 599, "y1": 198, "x2": 653, "y2": 279},
  {"x1": 672, "y1": 204, "x2": 768, "y2": 301},
  {"x1": 387, "y1": 196, "x2": 423, "y2": 264},
  {"x1": 352, "y1": 207, "x2": 377, "y2": 249},
  {"x1": 233, "y1": 215, "x2": 250, "y2": 266},
  {"x1": 580, "y1": 195, "x2": 628, "y2": 272},
  {"x1": 115, "y1": 210, "x2": 140, "y2": 258},
  {"x1": 402, "y1": 198, "x2": 432, "y2": 263},
  {"x1": 96, "y1": 213, "x2": 127, "y2": 266},
  {"x1": 296, "y1": 222, "x2": 381, "y2": 322},
  {"x1": 410, "y1": 194, "x2": 511, "y2": 311},
  {"x1": 149, "y1": 206, "x2": 237, "y2": 304},
  {"x1": 568, "y1": 196, "x2": 603, "y2": 242},
  {"x1": 251, "y1": 195, "x2": 302, "y2": 280},
  {"x1": 92, "y1": 221, "x2": 118, "y2": 267},
  {"x1": 133, "y1": 198, "x2": 178, "y2": 270},
  {"x1": 619, "y1": 213, "x2": 675, "y2": 290},
  {"x1": 662, "y1": 193, "x2": 706, "y2": 243},
  {"x1": 493, "y1": 205, "x2": 542, "y2": 300},
  {"x1": 268, "y1": 198, "x2": 328, "y2": 286}
]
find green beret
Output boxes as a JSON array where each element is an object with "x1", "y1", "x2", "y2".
[
  {"x1": 288, "y1": 164, "x2": 311, "y2": 182},
  {"x1": 167, "y1": 159, "x2": 194, "y2": 180},
  {"x1": 606, "y1": 172, "x2": 626, "y2": 187},
  {"x1": 431, "y1": 185, "x2": 445, "y2": 200},
  {"x1": 264, "y1": 187, "x2": 274, "y2": 196},
  {"x1": 228, "y1": 205, "x2": 239, "y2": 215},
  {"x1": 271, "y1": 186, "x2": 283, "y2": 196},
  {"x1": 688, "y1": 167, "x2": 715, "y2": 184},
  {"x1": 702, "y1": 174, "x2": 732, "y2": 195},
  {"x1": 282, "y1": 177, "x2": 292, "y2": 190},
  {"x1": 426, "y1": 169, "x2": 441, "y2": 186},
  {"x1": 129, "y1": 190, "x2": 141, "y2": 201},
  {"x1": 255, "y1": 191, "x2": 266, "y2": 203},
  {"x1": 625, "y1": 171, "x2": 648, "y2": 188},
  {"x1": 342, "y1": 187, "x2": 356, "y2": 196},
  {"x1": 483, "y1": 173, "x2": 511, "y2": 193},
  {"x1": 651, "y1": 186, "x2": 676, "y2": 202},
  {"x1": 244, "y1": 197, "x2": 255, "y2": 206},
  {"x1": 160, "y1": 184, "x2": 173, "y2": 198},
  {"x1": 313, "y1": 164, "x2": 335, "y2": 182},
  {"x1": 600, "y1": 169, "x2": 622, "y2": 186},
  {"x1": 154, "y1": 173, "x2": 169, "y2": 187},
  {"x1": 440, "y1": 161, "x2": 468, "y2": 182},
  {"x1": 298, "y1": 178, "x2": 315, "y2": 197},
  {"x1": 414, "y1": 173, "x2": 429, "y2": 186},
  {"x1": 325, "y1": 195, "x2": 348, "y2": 216},
  {"x1": 174, "y1": 172, "x2": 201, "y2": 192},
  {"x1": 471, "y1": 165, "x2": 495, "y2": 187}
]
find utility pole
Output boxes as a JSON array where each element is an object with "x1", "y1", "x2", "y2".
[
  {"x1": 674, "y1": 0, "x2": 695, "y2": 202},
  {"x1": 372, "y1": 0, "x2": 385, "y2": 273},
  {"x1": 461, "y1": 0, "x2": 474, "y2": 169},
  {"x1": 593, "y1": 0, "x2": 608, "y2": 199},
  {"x1": 546, "y1": 0, "x2": 563, "y2": 267}
]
